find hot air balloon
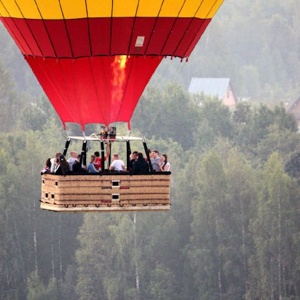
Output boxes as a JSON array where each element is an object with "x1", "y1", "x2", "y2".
[{"x1": 0, "y1": 0, "x2": 223, "y2": 212}]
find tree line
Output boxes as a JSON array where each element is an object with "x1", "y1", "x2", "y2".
[{"x1": 1, "y1": 57, "x2": 300, "y2": 298}]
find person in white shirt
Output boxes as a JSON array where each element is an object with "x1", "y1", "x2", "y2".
[
  {"x1": 109, "y1": 154, "x2": 125, "y2": 172},
  {"x1": 67, "y1": 151, "x2": 77, "y2": 171},
  {"x1": 50, "y1": 152, "x2": 61, "y2": 173}
]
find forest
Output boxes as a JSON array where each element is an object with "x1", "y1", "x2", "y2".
[{"x1": 0, "y1": 0, "x2": 300, "y2": 300}]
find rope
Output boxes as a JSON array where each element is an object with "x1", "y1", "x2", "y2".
[{"x1": 142, "y1": 108, "x2": 161, "y2": 140}]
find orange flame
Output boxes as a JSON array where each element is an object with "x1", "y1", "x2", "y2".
[{"x1": 111, "y1": 55, "x2": 127, "y2": 104}]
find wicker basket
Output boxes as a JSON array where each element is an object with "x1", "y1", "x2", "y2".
[{"x1": 40, "y1": 173, "x2": 171, "y2": 212}]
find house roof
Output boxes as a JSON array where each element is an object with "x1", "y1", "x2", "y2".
[
  {"x1": 287, "y1": 96, "x2": 300, "y2": 113},
  {"x1": 188, "y1": 77, "x2": 231, "y2": 99}
]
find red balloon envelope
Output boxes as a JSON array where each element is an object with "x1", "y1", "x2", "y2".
[
  {"x1": 0, "y1": 0, "x2": 223, "y2": 129},
  {"x1": 26, "y1": 56, "x2": 162, "y2": 127}
]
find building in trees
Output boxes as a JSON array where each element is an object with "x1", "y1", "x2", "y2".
[{"x1": 188, "y1": 77, "x2": 237, "y2": 109}]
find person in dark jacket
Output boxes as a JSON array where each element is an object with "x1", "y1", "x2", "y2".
[
  {"x1": 40, "y1": 158, "x2": 51, "y2": 175},
  {"x1": 55, "y1": 155, "x2": 70, "y2": 175},
  {"x1": 133, "y1": 153, "x2": 149, "y2": 174},
  {"x1": 73, "y1": 154, "x2": 87, "y2": 173}
]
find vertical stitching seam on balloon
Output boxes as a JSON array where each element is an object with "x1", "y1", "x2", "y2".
[
  {"x1": 35, "y1": 57, "x2": 72, "y2": 128},
  {"x1": 0, "y1": 16, "x2": 27, "y2": 55},
  {"x1": 181, "y1": 0, "x2": 218, "y2": 58},
  {"x1": 58, "y1": 0, "x2": 74, "y2": 58},
  {"x1": 33, "y1": 0, "x2": 58, "y2": 58},
  {"x1": 54, "y1": 59, "x2": 72, "y2": 120},
  {"x1": 206, "y1": 0, "x2": 221, "y2": 22},
  {"x1": 88, "y1": 57, "x2": 106, "y2": 125},
  {"x1": 0, "y1": 2, "x2": 35, "y2": 56},
  {"x1": 71, "y1": 59, "x2": 84, "y2": 127},
  {"x1": 84, "y1": 0, "x2": 93, "y2": 56},
  {"x1": 100, "y1": 56, "x2": 109, "y2": 125},
  {"x1": 15, "y1": 0, "x2": 45, "y2": 57},
  {"x1": 57, "y1": 1, "x2": 82, "y2": 126},
  {"x1": 54, "y1": 59, "x2": 75, "y2": 127},
  {"x1": 160, "y1": 0, "x2": 185, "y2": 57},
  {"x1": 84, "y1": 0, "x2": 104, "y2": 126},
  {"x1": 126, "y1": 0, "x2": 140, "y2": 55},
  {"x1": 110, "y1": 0, "x2": 114, "y2": 56},
  {"x1": 170, "y1": 0, "x2": 203, "y2": 58},
  {"x1": 144, "y1": 0, "x2": 165, "y2": 55}
]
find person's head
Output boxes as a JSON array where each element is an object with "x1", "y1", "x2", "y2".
[
  {"x1": 94, "y1": 151, "x2": 100, "y2": 157},
  {"x1": 90, "y1": 154, "x2": 96, "y2": 162},
  {"x1": 70, "y1": 151, "x2": 77, "y2": 158},
  {"x1": 76, "y1": 154, "x2": 81, "y2": 161},
  {"x1": 152, "y1": 150, "x2": 159, "y2": 158},
  {"x1": 162, "y1": 154, "x2": 168, "y2": 163},
  {"x1": 137, "y1": 152, "x2": 144, "y2": 160},
  {"x1": 132, "y1": 151, "x2": 138, "y2": 160},
  {"x1": 112, "y1": 154, "x2": 119, "y2": 160},
  {"x1": 55, "y1": 152, "x2": 62, "y2": 162},
  {"x1": 60, "y1": 155, "x2": 69, "y2": 174},
  {"x1": 46, "y1": 158, "x2": 51, "y2": 168}
]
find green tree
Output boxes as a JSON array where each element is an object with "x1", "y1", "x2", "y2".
[
  {"x1": 19, "y1": 94, "x2": 59, "y2": 131},
  {"x1": 221, "y1": 145, "x2": 257, "y2": 299},
  {"x1": 133, "y1": 83, "x2": 200, "y2": 150},
  {"x1": 0, "y1": 128, "x2": 82, "y2": 298},
  {"x1": 186, "y1": 151, "x2": 228, "y2": 299},
  {"x1": 194, "y1": 98, "x2": 234, "y2": 150},
  {"x1": 234, "y1": 104, "x2": 297, "y2": 157},
  {"x1": 76, "y1": 214, "x2": 120, "y2": 300},
  {"x1": 256, "y1": 124, "x2": 300, "y2": 163},
  {"x1": 0, "y1": 60, "x2": 21, "y2": 132},
  {"x1": 185, "y1": 141, "x2": 258, "y2": 300},
  {"x1": 249, "y1": 153, "x2": 299, "y2": 299},
  {"x1": 148, "y1": 265, "x2": 175, "y2": 300},
  {"x1": 27, "y1": 272, "x2": 47, "y2": 300}
]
